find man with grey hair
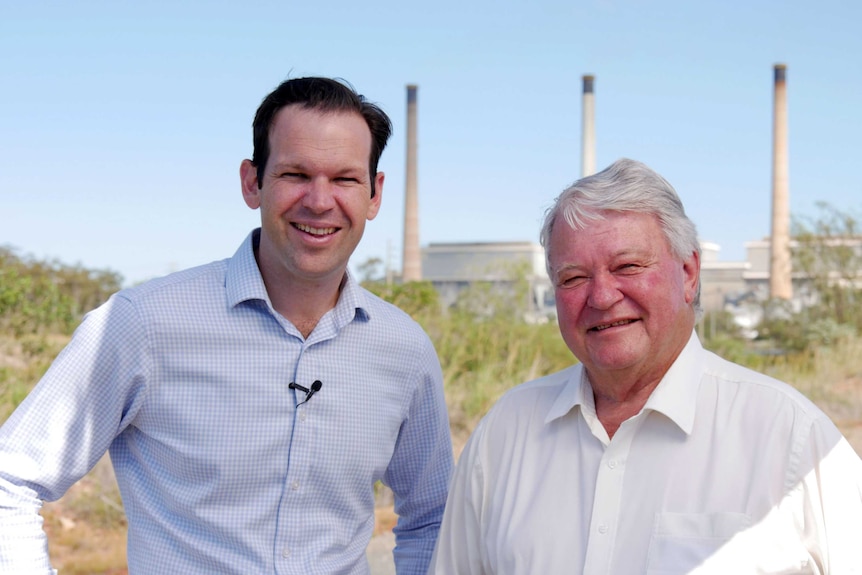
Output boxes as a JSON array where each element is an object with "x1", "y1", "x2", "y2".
[{"x1": 429, "y1": 158, "x2": 862, "y2": 574}]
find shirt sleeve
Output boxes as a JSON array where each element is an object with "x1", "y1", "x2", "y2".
[
  {"x1": 796, "y1": 415, "x2": 862, "y2": 573},
  {"x1": 383, "y1": 338, "x2": 454, "y2": 575},
  {"x1": 0, "y1": 294, "x2": 149, "y2": 573},
  {"x1": 427, "y1": 416, "x2": 488, "y2": 575}
]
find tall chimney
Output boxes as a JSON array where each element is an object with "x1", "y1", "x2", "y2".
[
  {"x1": 581, "y1": 75, "x2": 596, "y2": 177},
  {"x1": 402, "y1": 84, "x2": 422, "y2": 282},
  {"x1": 769, "y1": 64, "x2": 792, "y2": 300}
]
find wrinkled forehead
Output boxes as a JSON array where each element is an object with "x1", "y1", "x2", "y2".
[{"x1": 548, "y1": 211, "x2": 667, "y2": 259}]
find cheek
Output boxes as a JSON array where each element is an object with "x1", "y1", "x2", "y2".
[
  {"x1": 635, "y1": 272, "x2": 687, "y2": 315},
  {"x1": 554, "y1": 289, "x2": 585, "y2": 320}
]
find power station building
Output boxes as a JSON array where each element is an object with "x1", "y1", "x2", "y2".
[
  {"x1": 417, "y1": 235, "x2": 862, "y2": 326},
  {"x1": 421, "y1": 241, "x2": 554, "y2": 322},
  {"x1": 399, "y1": 66, "x2": 860, "y2": 328}
]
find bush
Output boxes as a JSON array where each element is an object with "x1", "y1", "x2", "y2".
[{"x1": 0, "y1": 247, "x2": 121, "y2": 337}]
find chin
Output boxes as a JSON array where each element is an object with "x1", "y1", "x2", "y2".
[{"x1": 588, "y1": 347, "x2": 646, "y2": 372}]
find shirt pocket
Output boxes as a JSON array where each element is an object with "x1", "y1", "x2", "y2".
[{"x1": 645, "y1": 512, "x2": 751, "y2": 574}]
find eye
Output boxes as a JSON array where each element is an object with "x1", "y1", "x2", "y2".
[
  {"x1": 615, "y1": 262, "x2": 642, "y2": 274},
  {"x1": 557, "y1": 273, "x2": 587, "y2": 288},
  {"x1": 279, "y1": 172, "x2": 308, "y2": 180},
  {"x1": 334, "y1": 176, "x2": 361, "y2": 184}
]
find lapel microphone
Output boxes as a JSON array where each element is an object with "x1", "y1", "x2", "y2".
[{"x1": 289, "y1": 380, "x2": 323, "y2": 406}]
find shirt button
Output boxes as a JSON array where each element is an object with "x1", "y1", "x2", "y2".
[
  {"x1": 291, "y1": 480, "x2": 300, "y2": 490},
  {"x1": 607, "y1": 459, "x2": 617, "y2": 469},
  {"x1": 598, "y1": 524, "x2": 609, "y2": 534},
  {"x1": 298, "y1": 412, "x2": 307, "y2": 422},
  {"x1": 282, "y1": 547, "x2": 291, "y2": 558}
]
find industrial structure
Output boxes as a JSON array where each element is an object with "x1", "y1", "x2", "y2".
[
  {"x1": 770, "y1": 64, "x2": 792, "y2": 300},
  {"x1": 581, "y1": 75, "x2": 596, "y2": 178},
  {"x1": 421, "y1": 241, "x2": 553, "y2": 322},
  {"x1": 397, "y1": 65, "x2": 858, "y2": 328},
  {"x1": 401, "y1": 84, "x2": 422, "y2": 282}
]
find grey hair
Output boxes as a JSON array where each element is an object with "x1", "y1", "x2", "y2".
[{"x1": 540, "y1": 158, "x2": 702, "y2": 313}]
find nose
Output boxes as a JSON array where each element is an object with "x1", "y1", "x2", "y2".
[
  {"x1": 301, "y1": 178, "x2": 336, "y2": 213},
  {"x1": 586, "y1": 271, "x2": 623, "y2": 310}
]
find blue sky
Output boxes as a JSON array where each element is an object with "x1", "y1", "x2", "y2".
[{"x1": 2, "y1": 0, "x2": 860, "y2": 286}]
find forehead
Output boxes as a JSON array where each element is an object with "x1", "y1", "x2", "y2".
[
  {"x1": 268, "y1": 105, "x2": 372, "y2": 157},
  {"x1": 549, "y1": 211, "x2": 667, "y2": 262}
]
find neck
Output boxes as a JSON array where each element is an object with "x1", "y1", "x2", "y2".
[
  {"x1": 272, "y1": 277, "x2": 343, "y2": 338},
  {"x1": 254, "y1": 246, "x2": 346, "y2": 339},
  {"x1": 589, "y1": 374, "x2": 660, "y2": 439}
]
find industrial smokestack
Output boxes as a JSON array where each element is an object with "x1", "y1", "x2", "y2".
[
  {"x1": 769, "y1": 64, "x2": 792, "y2": 300},
  {"x1": 402, "y1": 84, "x2": 422, "y2": 282},
  {"x1": 581, "y1": 75, "x2": 596, "y2": 177}
]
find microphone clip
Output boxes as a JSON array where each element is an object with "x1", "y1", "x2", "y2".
[{"x1": 289, "y1": 380, "x2": 322, "y2": 406}]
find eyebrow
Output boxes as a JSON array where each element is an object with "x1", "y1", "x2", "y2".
[
  {"x1": 269, "y1": 161, "x2": 368, "y2": 177},
  {"x1": 552, "y1": 248, "x2": 653, "y2": 273}
]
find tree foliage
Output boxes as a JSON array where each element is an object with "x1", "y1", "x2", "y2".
[
  {"x1": 793, "y1": 202, "x2": 862, "y2": 330},
  {"x1": 363, "y1": 264, "x2": 573, "y2": 434},
  {"x1": 362, "y1": 280, "x2": 440, "y2": 318},
  {"x1": 0, "y1": 247, "x2": 122, "y2": 337},
  {"x1": 757, "y1": 203, "x2": 862, "y2": 352}
]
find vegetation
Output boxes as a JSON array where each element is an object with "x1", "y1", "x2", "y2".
[
  {"x1": 0, "y1": 246, "x2": 122, "y2": 337},
  {"x1": 752, "y1": 203, "x2": 862, "y2": 354},
  {"x1": 1, "y1": 204, "x2": 860, "y2": 573},
  {"x1": 364, "y1": 263, "x2": 573, "y2": 439}
]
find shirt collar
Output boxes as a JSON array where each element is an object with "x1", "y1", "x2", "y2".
[
  {"x1": 543, "y1": 330, "x2": 704, "y2": 436},
  {"x1": 331, "y1": 268, "x2": 371, "y2": 327},
  {"x1": 225, "y1": 229, "x2": 270, "y2": 307},
  {"x1": 544, "y1": 364, "x2": 589, "y2": 424},
  {"x1": 641, "y1": 330, "x2": 703, "y2": 435},
  {"x1": 224, "y1": 228, "x2": 372, "y2": 324}
]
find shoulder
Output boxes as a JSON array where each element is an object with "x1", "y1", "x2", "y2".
[
  {"x1": 358, "y1": 286, "x2": 418, "y2": 322},
  {"x1": 357, "y1": 287, "x2": 436, "y2": 347},
  {"x1": 475, "y1": 366, "x2": 581, "y2": 438},
  {"x1": 457, "y1": 367, "x2": 580, "y2": 479},
  {"x1": 694, "y1": 349, "x2": 849, "y2": 462},
  {"x1": 496, "y1": 366, "x2": 579, "y2": 408},
  {"x1": 115, "y1": 259, "x2": 230, "y2": 309},
  {"x1": 700, "y1": 349, "x2": 826, "y2": 418}
]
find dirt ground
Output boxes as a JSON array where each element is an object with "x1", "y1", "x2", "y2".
[{"x1": 820, "y1": 375, "x2": 862, "y2": 456}]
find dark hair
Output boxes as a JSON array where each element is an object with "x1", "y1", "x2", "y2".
[{"x1": 251, "y1": 77, "x2": 393, "y2": 197}]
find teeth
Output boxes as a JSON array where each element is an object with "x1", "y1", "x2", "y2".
[
  {"x1": 594, "y1": 320, "x2": 632, "y2": 331},
  {"x1": 295, "y1": 223, "x2": 335, "y2": 236}
]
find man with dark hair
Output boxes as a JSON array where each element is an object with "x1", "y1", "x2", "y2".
[
  {"x1": 430, "y1": 158, "x2": 862, "y2": 574},
  {"x1": 0, "y1": 76, "x2": 453, "y2": 574}
]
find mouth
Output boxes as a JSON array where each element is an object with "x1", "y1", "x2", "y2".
[
  {"x1": 293, "y1": 223, "x2": 337, "y2": 236},
  {"x1": 590, "y1": 319, "x2": 637, "y2": 332}
]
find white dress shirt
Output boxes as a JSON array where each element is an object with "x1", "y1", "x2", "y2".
[{"x1": 430, "y1": 332, "x2": 862, "y2": 574}]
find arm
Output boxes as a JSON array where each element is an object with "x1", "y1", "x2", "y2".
[
  {"x1": 427, "y1": 419, "x2": 488, "y2": 575},
  {"x1": 384, "y1": 341, "x2": 454, "y2": 575},
  {"x1": 0, "y1": 294, "x2": 148, "y2": 573},
  {"x1": 798, "y1": 416, "x2": 862, "y2": 573}
]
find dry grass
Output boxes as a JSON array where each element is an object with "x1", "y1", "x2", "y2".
[
  {"x1": 3, "y1": 330, "x2": 862, "y2": 572},
  {"x1": 764, "y1": 336, "x2": 862, "y2": 421},
  {"x1": 41, "y1": 457, "x2": 127, "y2": 574}
]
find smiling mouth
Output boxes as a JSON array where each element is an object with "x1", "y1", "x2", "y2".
[
  {"x1": 294, "y1": 223, "x2": 337, "y2": 236},
  {"x1": 591, "y1": 319, "x2": 637, "y2": 332}
]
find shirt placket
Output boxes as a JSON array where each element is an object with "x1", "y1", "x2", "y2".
[
  {"x1": 582, "y1": 415, "x2": 641, "y2": 574},
  {"x1": 274, "y1": 346, "x2": 317, "y2": 570}
]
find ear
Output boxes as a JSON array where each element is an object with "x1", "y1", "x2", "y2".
[
  {"x1": 240, "y1": 159, "x2": 261, "y2": 209},
  {"x1": 682, "y1": 249, "x2": 701, "y2": 305},
  {"x1": 366, "y1": 171, "x2": 384, "y2": 221}
]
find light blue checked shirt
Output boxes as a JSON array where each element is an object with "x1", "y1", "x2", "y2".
[{"x1": 0, "y1": 229, "x2": 453, "y2": 575}]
